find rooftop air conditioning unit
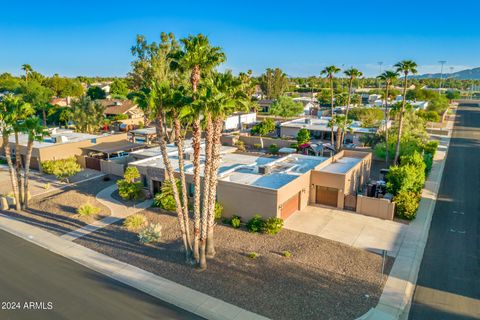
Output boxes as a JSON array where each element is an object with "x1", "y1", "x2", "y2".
[
  {"x1": 183, "y1": 152, "x2": 193, "y2": 161},
  {"x1": 258, "y1": 166, "x2": 271, "y2": 175},
  {"x1": 56, "y1": 136, "x2": 68, "y2": 143},
  {"x1": 114, "y1": 101, "x2": 123, "y2": 106}
]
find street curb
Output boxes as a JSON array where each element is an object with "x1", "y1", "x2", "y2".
[
  {"x1": 357, "y1": 123, "x2": 452, "y2": 320},
  {"x1": 0, "y1": 214, "x2": 269, "y2": 320}
]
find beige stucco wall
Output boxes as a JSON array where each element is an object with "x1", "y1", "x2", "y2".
[
  {"x1": 280, "y1": 126, "x2": 300, "y2": 138},
  {"x1": 276, "y1": 172, "x2": 310, "y2": 216},
  {"x1": 356, "y1": 195, "x2": 395, "y2": 220}
]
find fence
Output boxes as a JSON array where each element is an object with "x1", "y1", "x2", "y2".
[
  {"x1": 100, "y1": 159, "x2": 126, "y2": 176},
  {"x1": 356, "y1": 195, "x2": 395, "y2": 220}
]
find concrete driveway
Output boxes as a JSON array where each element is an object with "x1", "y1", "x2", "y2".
[{"x1": 284, "y1": 205, "x2": 408, "y2": 257}]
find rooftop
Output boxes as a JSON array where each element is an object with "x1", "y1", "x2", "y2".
[
  {"x1": 319, "y1": 156, "x2": 362, "y2": 174},
  {"x1": 281, "y1": 117, "x2": 390, "y2": 134}
]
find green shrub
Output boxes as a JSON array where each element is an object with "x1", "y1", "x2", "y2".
[
  {"x1": 423, "y1": 153, "x2": 433, "y2": 174},
  {"x1": 253, "y1": 143, "x2": 262, "y2": 149},
  {"x1": 269, "y1": 144, "x2": 279, "y2": 154},
  {"x1": 283, "y1": 250, "x2": 292, "y2": 258},
  {"x1": 123, "y1": 214, "x2": 147, "y2": 231},
  {"x1": 394, "y1": 191, "x2": 421, "y2": 220},
  {"x1": 296, "y1": 128, "x2": 310, "y2": 145},
  {"x1": 289, "y1": 143, "x2": 299, "y2": 150},
  {"x1": 246, "y1": 214, "x2": 264, "y2": 233},
  {"x1": 77, "y1": 203, "x2": 100, "y2": 216},
  {"x1": 153, "y1": 180, "x2": 180, "y2": 211},
  {"x1": 262, "y1": 217, "x2": 284, "y2": 235},
  {"x1": 214, "y1": 202, "x2": 223, "y2": 220},
  {"x1": 41, "y1": 158, "x2": 81, "y2": 182},
  {"x1": 117, "y1": 167, "x2": 143, "y2": 201},
  {"x1": 251, "y1": 118, "x2": 275, "y2": 136},
  {"x1": 43, "y1": 183, "x2": 51, "y2": 190},
  {"x1": 423, "y1": 140, "x2": 439, "y2": 157},
  {"x1": 230, "y1": 215, "x2": 241, "y2": 228},
  {"x1": 386, "y1": 164, "x2": 424, "y2": 195},
  {"x1": 235, "y1": 140, "x2": 245, "y2": 151},
  {"x1": 138, "y1": 223, "x2": 162, "y2": 244},
  {"x1": 247, "y1": 252, "x2": 258, "y2": 259}
]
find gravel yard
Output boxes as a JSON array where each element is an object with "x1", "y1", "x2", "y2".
[
  {"x1": 75, "y1": 208, "x2": 393, "y2": 320},
  {"x1": 1, "y1": 176, "x2": 116, "y2": 236}
]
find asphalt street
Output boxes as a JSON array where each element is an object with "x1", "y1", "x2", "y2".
[
  {"x1": 0, "y1": 229, "x2": 202, "y2": 320},
  {"x1": 409, "y1": 105, "x2": 480, "y2": 319}
]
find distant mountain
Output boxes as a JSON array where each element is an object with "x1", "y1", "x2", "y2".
[{"x1": 415, "y1": 67, "x2": 480, "y2": 80}]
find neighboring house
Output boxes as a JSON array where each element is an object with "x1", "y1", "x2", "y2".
[
  {"x1": 130, "y1": 147, "x2": 372, "y2": 221},
  {"x1": 293, "y1": 97, "x2": 319, "y2": 115},
  {"x1": 99, "y1": 99, "x2": 144, "y2": 126},
  {"x1": 90, "y1": 82, "x2": 111, "y2": 94},
  {"x1": 224, "y1": 112, "x2": 257, "y2": 131},
  {"x1": 257, "y1": 99, "x2": 275, "y2": 113},
  {"x1": 280, "y1": 117, "x2": 392, "y2": 145},
  {"x1": 0, "y1": 129, "x2": 128, "y2": 171},
  {"x1": 50, "y1": 97, "x2": 71, "y2": 107}
]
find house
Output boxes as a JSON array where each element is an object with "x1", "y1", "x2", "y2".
[
  {"x1": 224, "y1": 112, "x2": 257, "y2": 131},
  {"x1": 293, "y1": 97, "x2": 319, "y2": 115},
  {"x1": 280, "y1": 117, "x2": 391, "y2": 145},
  {"x1": 257, "y1": 99, "x2": 275, "y2": 113},
  {"x1": 99, "y1": 99, "x2": 144, "y2": 126},
  {"x1": 50, "y1": 97, "x2": 71, "y2": 107},
  {"x1": 130, "y1": 147, "x2": 372, "y2": 221},
  {"x1": 0, "y1": 129, "x2": 128, "y2": 171}
]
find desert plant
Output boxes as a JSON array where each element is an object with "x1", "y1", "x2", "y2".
[
  {"x1": 235, "y1": 140, "x2": 246, "y2": 151},
  {"x1": 214, "y1": 202, "x2": 223, "y2": 220},
  {"x1": 77, "y1": 203, "x2": 100, "y2": 217},
  {"x1": 41, "y1": 158, "x2": 81, "y2": 182},
  {"x1": 153, "y1": 179, "x2": 181, "y2": 211},
  {"x1": 123, "y1": 214, "x2": 148, "y2": 231},
  {"x1": 394, "y1": 191, "x2": 421, "y2": 220},
  {"x1": 117, "y1": 167, "x2": 143, "y2": 201},
  {"x1": 262, "y1": 217, "x2": 284, "y2": 235},
  {"x1": 246, "y1": 214, "x2": 264, "y2": 233},
  {"x1": 253, "y1": 143, "x2": 262, "y2": 149},
  {"x1": 283, "y1": 250, "x2": 292, "y2": 258},
  {"x1": 247, "y1": 252, "x2": 258, "y2": 259},
  {"x1": 138, "y1": 223, "x2": 162, "y2": 244},
  {"x1": 230, "y1": 215, "x2": 241, "y2": 228},
  {"x1": 43, "y1": 183, "x2": 50, "y2": 190}
]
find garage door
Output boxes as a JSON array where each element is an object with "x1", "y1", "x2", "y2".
[
  {"x1": 316, "y1": 186, "x2": 338, "y2": 207},
  {"x1": 281, "y1": 193, "x2": 300, "y2": 220}
]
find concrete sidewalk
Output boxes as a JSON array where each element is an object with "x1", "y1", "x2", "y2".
[
  {"x1": 0, "y1": 213, "x2": 268, "y2": 320},
  {"x1": 358, "y1": 124, "x2": 452, "y2": 319},
  {"x1": 285, "y1": 206, "x2": 407, "y2": 257},
  {"x1": 61, "y1": 184, "x2": 153, "y2": 241}
]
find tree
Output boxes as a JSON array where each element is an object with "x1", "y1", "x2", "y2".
[
  {"x1": 41, "y1": 158, "x2": 81, "y2": 183},
  {"x1": 19, "y1": 81, "x2": 54, "y2": 126},
  {"x1": 417, "y1": 110, "x2": 440, "y2": 122},
  {"x1": 393, "y1": 60, "x2": 417, "y2": 164},
  {"x1": 251, "y1": 118, "x2": 275, "y2": 136},
  {"x1": 117, "y1": 167, "x2": 143, "y2": 201},
  {"x1": 110, "y1": 79, "x2": 129, "y2": 97},
  {"x1": 0, "y1": 73, "x2": 21, "y2": 92},
  {"x1": 44, "y1": 75, "x2": 84, "y2": 97},
  {"x1": 269, "y1": 96, "x2": 303, "y2": 117},
  {"x1": 21, "y1": 64, "x2": 32, "y2": 82},
  {"x1": 71, "y1": 96, "x2": 105, "y2": 133},
  {"x1": 177, "y1": 33, "x2": 226, "y2": 269},
  {"x1": 86, "y1": 86, "x2": 107, "y2": 100},
  {"x1": 259, "y1": 68, "x2": 289, "y2": 99},
  {"x1": 377, "y1": 70, "x2": 398, "y2": 165},
  {"x1": 445, "y1": 90, "x2": 460, "y2": 102},
  {"x1": 343, "y1": 68, "x2": 363, "y2": 148},
  {"x1": 321, "y1": 65, "x2": 341, "y2": 148},
  {"x1": 297, "y1": 128, "x2": 310, "y2": 145}
]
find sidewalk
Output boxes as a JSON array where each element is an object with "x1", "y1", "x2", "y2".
[
  {"x1": 358, "y1": 119, "x2": 453, "y2": 319},
  {"x1": 0, "y1": 213, "x2": 268, "y2": 320},
  {"x1": 61, "y1": 185, "x2": 153, "y2": 241}
]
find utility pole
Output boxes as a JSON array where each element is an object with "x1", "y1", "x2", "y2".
[{"x1": 439, "y1": 60, "x2": 446, "y2": 91}]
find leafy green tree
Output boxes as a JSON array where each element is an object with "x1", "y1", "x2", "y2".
[
  {"x1": 41, "y1": 158, "x2": 82, "y2": 183},
  {"x1": 251, "y1": 118, "x2": 275, "y2": 136},
  {"x1": 259, "y1": 68, "x2": 289, "y2": 99},
  {"x1": 117, "y1": 167, "x2": 143, "y2": 201},
  {"x1": 426, "y1": 95, "x2": 449, "y2": 115},
  {"x1": 110, "y1": 79, "x2": 129, "y2": 97},
  {"x1": 19, "y1": 81, "x2": 54, "y2": 126},
  {"x1": 71, "y1": 96, "x2": 106, "y2": 133},
  {"x1": 445, "y1": 90, "x2": 460, "y2": 101},
  {"x1": 44, "y1": 75, "x2": 84, "y2": 97},
  {"x1": 417, "y1": 110, "x2": 440, "y2": 122},
  {"x1": 86, "y1": 86, "x2": 107, "y2": 100},
  {"x1": 394, "y1": 191, "x2": 420, "y2": 220},
  {"x1": 0, "y1": 73, "x2": 21, "y2": 92},
  {"x1": 297, "y1": 128, "x2": 310, "y2": 145},
  {"x1": 269, "y1": 96, "x2": 303, "y2": 117}
]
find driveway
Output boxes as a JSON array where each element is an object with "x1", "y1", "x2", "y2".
[{"x1": 284, "y1": 205, "x2": 408, "y2": 257}]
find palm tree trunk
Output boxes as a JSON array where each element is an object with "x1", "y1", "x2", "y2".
[
  {"x1": 384, "y1": 84, "x2": 390, "y2": 166},
  {"x1": 192, "y1": 118, "x2": 204, "y2": 267},
  {"x1": 206, "y1": 117, "x2": 224, "y2": 258},
  {"x1": 330, "y1": 78, "x2": 335, "y2": 147},
  {"x1": 42, "y1": 108, "x2": 47, "y2": 127},
  {"x1": 14, "y1": 132, "x2": 24, "y2": 207},
  {"x1": 174, "y1": 117, "x2": 192, "y2": 258},
  {"x1": 156, "y1": 113, "x2": 191, "y2": 262},
  {"x1": 394, "y1": 75, "x2": 409, "y2": 164},
  {"x1": 343, "y1": 78, "x2": 354, "y2": 146},
  {"x1": 2, "y1": 136, "x2": 20, "y2": 210},
  {"x1": 22, "y1": 140, "x2": 34, "y2": 210}
]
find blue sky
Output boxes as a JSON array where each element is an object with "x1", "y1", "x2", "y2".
[{"x1": 1, "y1": 0, "x2": 479, "y2": 77}]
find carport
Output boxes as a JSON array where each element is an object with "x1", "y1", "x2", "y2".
[{"x1": 83, "y1": 141, "x2": 144, "y2": 160}]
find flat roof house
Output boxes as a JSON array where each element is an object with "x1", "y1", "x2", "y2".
[{"x1": 130, "y1": 146, "x2": 372, "y2": 221}]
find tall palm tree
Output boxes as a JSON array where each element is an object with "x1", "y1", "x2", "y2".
[
  {"x1": 22, "y1": 117, "x2": 47, "y2": 209},
  {"x1": 321, "y1": 65, "x2": 341, "y2": 149},
  {"x1": 177, "y1": 34, "x2": 225, "y2": 265},
  {"x1": 343, "y1": 68, "x2": 363, "y2": 147},
  {"x1": 393, "y1": 60, "x2": 417, "y2": 164},
  {"x1": 21, "y1": 64, "x2": 32, "y2": 82},
  {"x1": 377, "y1": 70, "x2": 398, "y2": 165}
]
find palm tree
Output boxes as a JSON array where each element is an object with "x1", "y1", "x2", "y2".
[
  {"x1": 328, "y1": 115, "x2": 352, "y2": 151},
  {"x1": 343, "y1": 68, "x2": 363, "y2": 147},
  {"x1": 21, "y1": 64, "x2": 32, "y2": 82},
  {"x1": 377, "y1": 71, "x2": 399, "y2": 165},
  {"x1": 321, "y1": 65, "x2": 341, "y2": 149},
  {"x1": 177, "y1": 34, "x2": 225, "y2": 266},
  {"x1": 202, "y1": 72, "x2": 248, "y2": 264},
  {"x1": 393, "y1": 60, "x2": 417, "y2": 164},
  {"x1": 22, "y1": 117, "x2": 47, "y2": 209}
]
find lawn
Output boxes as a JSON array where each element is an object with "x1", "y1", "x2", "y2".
[{"x1": 74, "y1": 207, "x2": 393, "y2": 320}]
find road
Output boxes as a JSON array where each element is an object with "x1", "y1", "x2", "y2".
[
  {"x1": 0, "y1": 230, "x2": 201, "y2": 320},
  {"x1": 409, "y1": 106, "x2": 480, "y2": 319}
]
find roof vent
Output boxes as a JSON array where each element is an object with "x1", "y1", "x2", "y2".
[
  {"x1": 114, "y1": 101, "x2": 123, "y2": 106},
  {"x1": 258, "y1": 166, "x2": 271, "y2": 175}
]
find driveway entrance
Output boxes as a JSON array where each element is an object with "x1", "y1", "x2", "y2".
[{"x1": 284, "y1": 205, "x2": 407, "y2": 257}]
